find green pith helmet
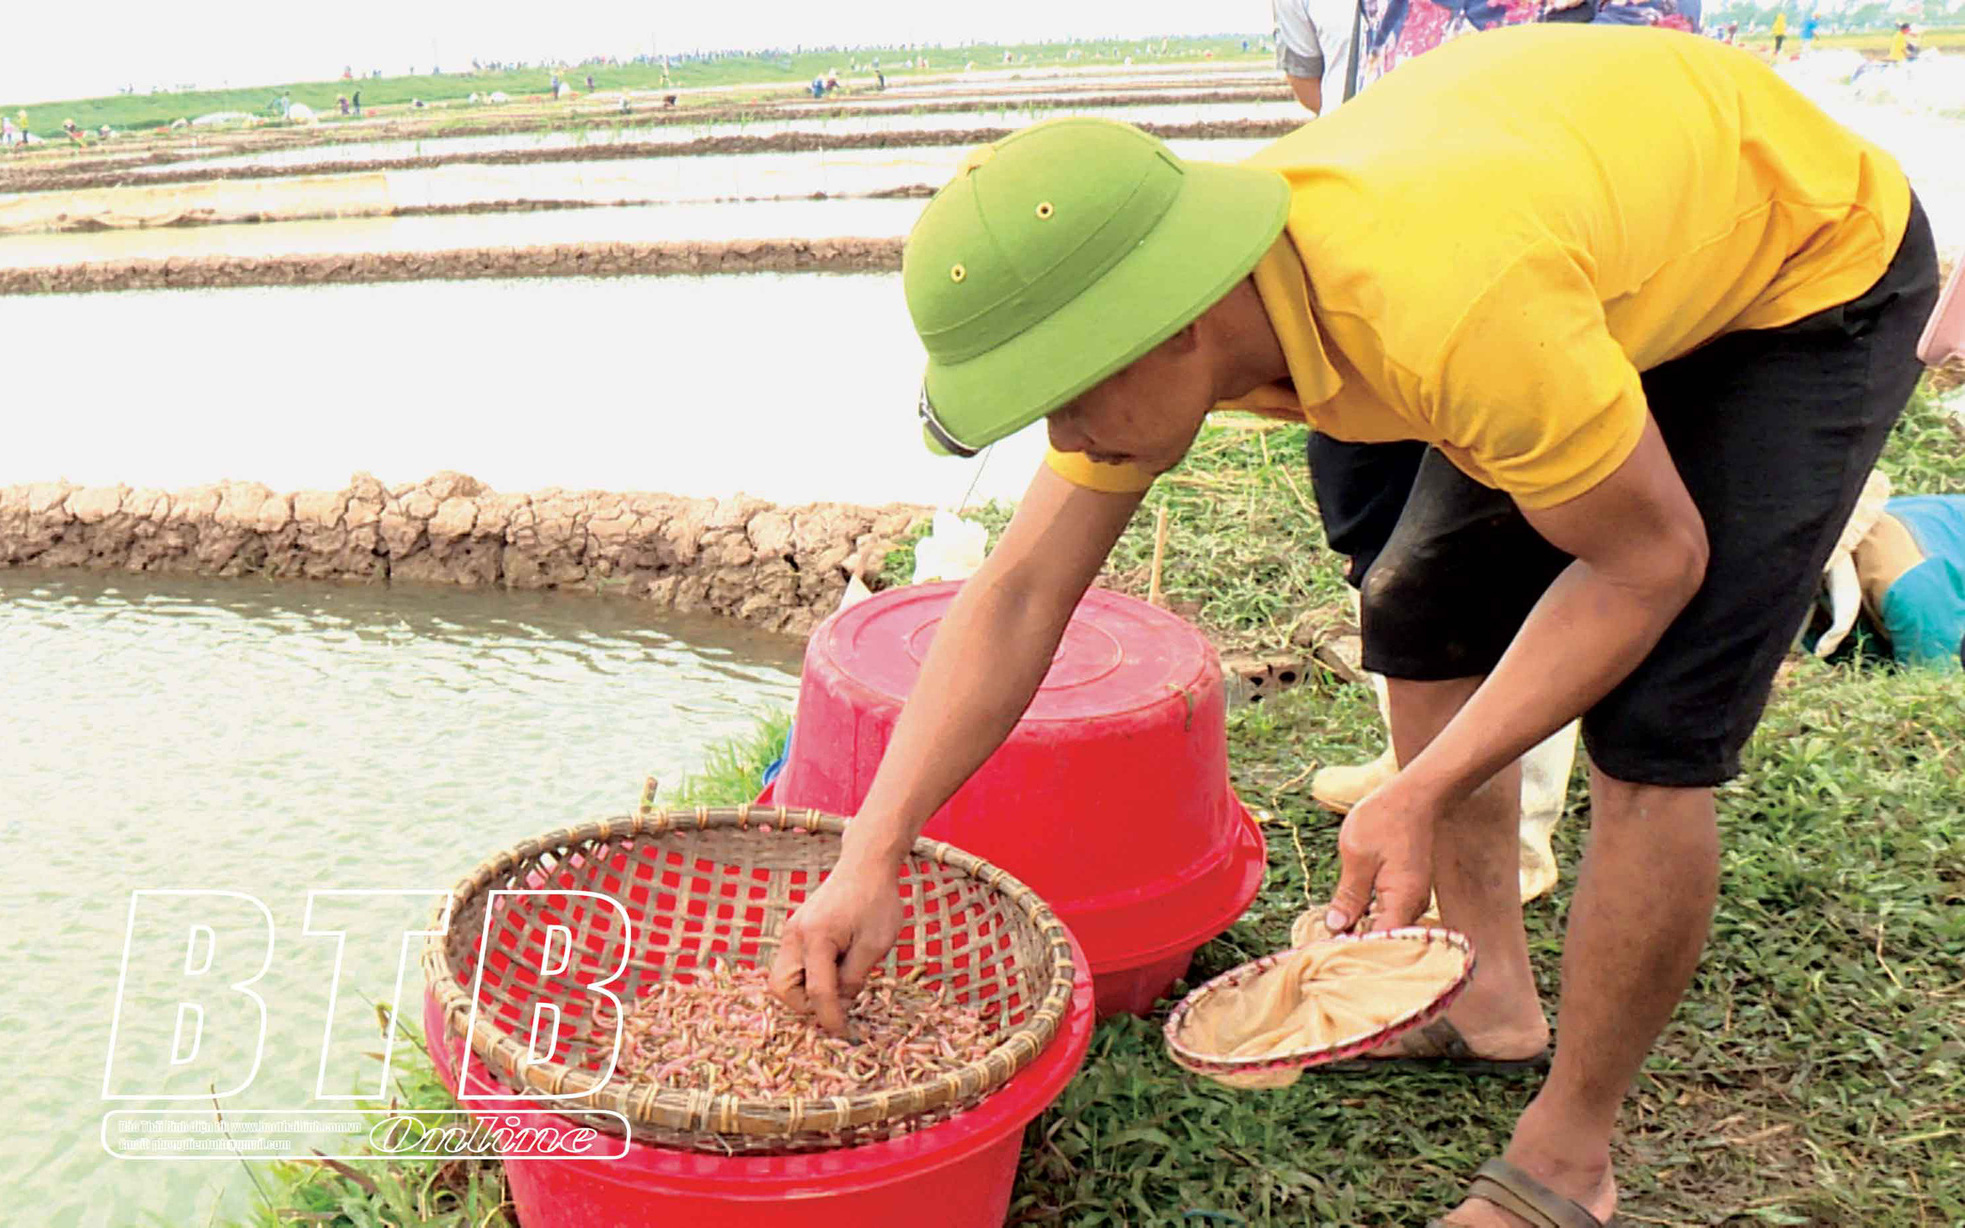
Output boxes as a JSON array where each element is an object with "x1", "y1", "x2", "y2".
[{"x1": 903, "y1": 116, "x2": 1290, "y2": 457}]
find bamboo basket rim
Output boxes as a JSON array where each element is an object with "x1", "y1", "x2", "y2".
[
  {"x1": 423, "y1": 804, "x2": 1079, "y2": 1145},
  {"x1": 1161, "y1": 926, "x2": 1476, "y2": 1078}
]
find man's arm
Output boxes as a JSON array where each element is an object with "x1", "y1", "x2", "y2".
[
  {"x1": 1275, "y1": 0, "x2": 1331, "y2": 113},
  {"x1": 1401, "y1": 416, "x2": 1705, "y2": 802},
  {"x1": 1326, "y1": 416, "x2": 1707, "y2": 929},
  {"x1": 1286, "y1": 74, "x2": 1326, "y2": 113},
  {"x1": 770, "y1": 464, "x2": 1145, "y2": 1029}
]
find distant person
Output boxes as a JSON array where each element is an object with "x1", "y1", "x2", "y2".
[
  {"x1": 810, "y1": 76, "x2": 826, "y2": 98},
  {"x1": 1274, "y1": 0, "x2": 1362, "y2": 114},
  {"x1": 1888, "y1": 22, "x2": 1914, "y2": 61},
  {"x1": 352, "y1": 89, "x2": 362, "y2": 117},
  {"x1": 551, "y1": 73, "x2": 563, "y2": 100},
  {"x1": 1800, "y1": 11, "x2": 1818, "y2": 49},
  {"x1": 2, "y1": 114, "x2": 16, "y2": 148},
  {"x1": 586, "y1": 73, "x2": 595, "y2": 91},
  {"x1": 1771, "y1": 10, "x2": 1786, "y2": 53},
  {"x1": 876, "y1": 69, "x2": 887, "y2": 90},
  {"x1": 663, "y1": 93, "x2": 678, "y2": 108},
  {"x1": 338, "y1": 95, "x2": 350, "y2": 116}
]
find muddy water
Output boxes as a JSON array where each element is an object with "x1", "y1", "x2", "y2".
[
  {"x1": 4, "y1": 567, "x2": 801, "y2": 1227},
  {"x1": 123, "y1": 99, "x2": 1303, "y2": 175},
  {"x1": 0, "y1": 139, "x2": 1271, "y2": 269},
  {"x1": 0, "y1": 198, "x2": 930, "y2": 269},
  {"x1": 0, "y1": 273, "x2": 1052, "y2": 508}
]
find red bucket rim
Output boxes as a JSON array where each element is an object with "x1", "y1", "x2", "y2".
[{"x1": 425, "y1": 927, "x2": 1096, "y2": 1196}]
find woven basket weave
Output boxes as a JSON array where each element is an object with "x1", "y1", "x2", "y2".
[{"x1": 423, "y1": 805, "x2": 1077, "y2": 1153}]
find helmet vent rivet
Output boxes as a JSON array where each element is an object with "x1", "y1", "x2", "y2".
[
  {"x1": 950, "y1": 263, "x2": 967, "y2": 283},
  {"x1": 1035, "y1": 201, "x2": 1055, "y2": 220}
]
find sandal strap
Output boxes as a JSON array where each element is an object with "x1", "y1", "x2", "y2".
[{"x1": 1467, "y1": 1159, "x2": 1605, "y2": 1228}]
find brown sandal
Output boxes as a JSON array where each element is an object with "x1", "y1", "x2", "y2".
[
  {"x1": 1426, "y1": 1158, "x2": 1617, "y2": 1228},
  {"x1": 1316, "y1": 1017, "x2": 1552, "y2": 1075}
]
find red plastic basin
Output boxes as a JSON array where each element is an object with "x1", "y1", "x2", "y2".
[
  {"x1": 422, "y1": 926, "x2": 1095, "y2": 1228},
  {"x1": 770, "y1": 582, "x2": 1267, "y2": 1017}
]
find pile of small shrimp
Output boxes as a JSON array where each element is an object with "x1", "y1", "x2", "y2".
[{"x1": 606, "y1": 960, "x2": 993, "y2": 1100}]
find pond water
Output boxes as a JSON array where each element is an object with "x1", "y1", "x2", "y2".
[
  {"x1": 3, "y1": 567, "x2": 803, "y2": 1227},
  {"x1": 0, "y1": 272, "x2": 1054, "y2": 510}
]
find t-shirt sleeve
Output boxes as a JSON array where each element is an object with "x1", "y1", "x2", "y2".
[
  {"x1": 1426, "y1": 242, "x2": 1648, "y2": 510},
  {"x1": 1044, "y1": 447, "x2": 1157, "y2": 494},
  {"x1": 1274, "y1": 0, "x2": 1326, "y2": 79}
]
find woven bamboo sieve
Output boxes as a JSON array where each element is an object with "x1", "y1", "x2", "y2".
[{"x1": 423, "y1": 805, "x2": 1078, "y2": 1153}]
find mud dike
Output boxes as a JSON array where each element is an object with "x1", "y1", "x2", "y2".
[
  {"x1": 0, "y1": 236, "x2": 903, "y2": 295},
  {"x1": 0, "y1": 120, "x2": 1303, "y2": 196},
  {"x1": 0, "y1": 472, "x2": 928, "y2": 638}
]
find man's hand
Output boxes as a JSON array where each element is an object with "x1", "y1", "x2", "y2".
[
  {"x1": 1323, "y1": 775, "x2": 1440, "y2": 934},
  {"x1": 767, "y1": 858, "x2": 903, "y2": 1035}
]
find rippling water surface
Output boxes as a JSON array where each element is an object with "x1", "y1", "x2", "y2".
[{"x1": 2, "y1": 568, "x2": 801, "y2": 1225}]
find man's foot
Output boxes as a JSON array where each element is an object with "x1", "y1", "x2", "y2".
[
  {"x1": 1435, "y1": 1149, "x2": 1617, "y2": 1227},
  {"x1": 1364, "y1": 1001, "x2": 1548, "y2": 1064},
  {"x1": 1365, "y1": 947, "x2": 1550, "y2": 1062}
]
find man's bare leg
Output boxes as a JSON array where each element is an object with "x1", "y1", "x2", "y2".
[
  {"x1": 1376, "y1": 677, "x2": 1547, "y2": 1060},
  {"x1": 1443, "y1": 769, "x2": 1720, "y2": 1227}
]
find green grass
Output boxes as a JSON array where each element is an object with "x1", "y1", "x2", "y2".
[
  {"x1": 668, "y1": 708, "x2": 794, "y2": 807},
  {"x1": 203, "y1": 1010, "x2": 517, "y2": 1228},
  {"x1": 4, "y1": 36, "x2": 1267, "y2": 138},
  {"x1": 226, "y1": 378, "x2": 1964, "y2": 1226},
  {"x1": 880, "y1": 423, "x2": 1348, "y2": 657}
]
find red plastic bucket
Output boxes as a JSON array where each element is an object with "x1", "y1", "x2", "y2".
[
  {"x1": 422, "y1": 926, "x2": 1094, "y2": 1228},
  {"x1": 770, "y1": 582, "x2": 1266, "y2": 1017}
]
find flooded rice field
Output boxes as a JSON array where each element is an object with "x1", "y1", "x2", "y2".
[
  {"x1": 121, "y1": 100, "x2": 1306, "y2": 176},
  {"x1": 379, "y1": 136, "x2": 1270, "y2": 208},
  {"x1": 2, "y1": 567, "x2": 802, "y2": 1227},
  {"x1": 0, "y1": 273, "x2": 1050, "y2": 508},
  {"x1": 0, "y1": 198, "x2": 928, "y2": 268}
]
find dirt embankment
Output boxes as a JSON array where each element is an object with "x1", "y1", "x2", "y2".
[
  {"x1": 0, "y1": 236, "x2": 903, "y2": 295},
  {"x1": 386, "y1": 183, "x2": 937, "y2": 219},
  {"x1": 0, "y1": 119, "x2": 1303, "y2": 196},
  {"x1": 0, "y1": 471, "x2": 928, "y2": 638},
  {"x1": 10, "y1": 86, "x2": 1291, "y2": 181}
]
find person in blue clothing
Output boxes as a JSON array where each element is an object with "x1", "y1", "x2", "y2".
[
  {"x1": 1800, "y1": 11, "x2": 1819, "y2": 49},
  {"x1": 1852, "y1": 495, "x2": 1965, "y2": 670}
]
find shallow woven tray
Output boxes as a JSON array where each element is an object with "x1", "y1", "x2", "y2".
[
  {"x1": 424, "y1": 805, "x2": 1077, "y2": 1153},
  {"x1": 1162, "y1": 927, "x2": 1475, "y2": 1080}
]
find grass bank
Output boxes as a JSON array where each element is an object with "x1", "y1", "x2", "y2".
[
  {"x1": 4, "y1": 37, "x2": 1265, "y2": 138},
  {"x1": 216, "y1": 382, "x2": 1963, "y2": 1226}
]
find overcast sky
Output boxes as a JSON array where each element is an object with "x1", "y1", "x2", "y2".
[{"x1": 3, "y1": 0, "x2": 1267, "y2": 105}]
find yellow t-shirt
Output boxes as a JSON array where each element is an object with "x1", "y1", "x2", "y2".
[
  {"x1": 1772, "y1": 13, "x2": 1787, "y2": 35},
  {"x1": 1888, "y1": 31, "x2": 1908, "y2": 60},
  {"x1": 1047, "y1": 25, "x2": 1910, "y2": 508}
]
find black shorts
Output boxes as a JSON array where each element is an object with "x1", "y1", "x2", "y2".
[
  {"x1": 1306, "y1": 434, "x2": 1429, "y2": 588},
  {"x1": 1352, "y1": 194, "x2": 1940, "y2": 788}
]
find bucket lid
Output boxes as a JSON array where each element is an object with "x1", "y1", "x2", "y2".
[
  {"x1": 819, "y1": 582, "x2": 1214, "y2": 721},
  {"x1": 1162, "y1": 927, "x2": 1474, "y2": 1089}
]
